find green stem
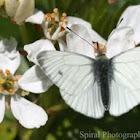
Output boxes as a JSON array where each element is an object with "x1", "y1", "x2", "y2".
[{"x1": 19, "y1": 25, "x2": 30, "y2": 45}]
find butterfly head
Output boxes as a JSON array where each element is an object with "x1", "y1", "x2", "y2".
[{"x1": 93, "y1": 42, "x2": 106, "y2": 58}]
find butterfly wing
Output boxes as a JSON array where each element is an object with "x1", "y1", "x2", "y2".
[
  {"x1": 37, "y1": 51, "x2": 105, "y2": 118},
  {"x1": 110, "y1": 47, "x2": 140, "y2": 116},
  {"x1": 60, "y1": 82, "x2": 104, "y2": 118}
]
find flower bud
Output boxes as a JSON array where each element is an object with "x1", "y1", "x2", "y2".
[
  {"x1": 0, "y1": 0, "x2": 4, "y2": 7},
  {"x1": 1, "y1": 0, "x2": 35, "y2": 24}
]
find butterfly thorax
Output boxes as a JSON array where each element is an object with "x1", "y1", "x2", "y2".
[
  {"x1": 94, "y1": 57, "x2": 113, "y2": 110},
  {"x1": 96, "y1": 50, "x2": 106, "y2": 59}
]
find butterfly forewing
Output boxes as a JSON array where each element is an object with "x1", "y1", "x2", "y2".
[{"x1": 37, "y1": 51, "x2": 105, "y2": 118}]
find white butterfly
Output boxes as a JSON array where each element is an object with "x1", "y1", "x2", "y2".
[{"x1": 37, "y1": 25, "x2": 140, "y2": 119}]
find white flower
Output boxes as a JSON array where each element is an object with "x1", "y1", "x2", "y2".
[
  {"x1": 1, "y1": 0, "x2": 35, "y2": 24},
  {"x1": 106, "y1": 5, "x2": 140, "y2": 58},
  {"x1": 0, "y1": 38, "x2": 47, "y2": 129},
  {"x1": 25, "y1": 8, "x2": 106, "y2": 46},
  {"x1": 24, "y1": 39, "x2": 55, "y2": 64},
  {"x1": 26, "y1": 8, "x2": 68, "y2": 41},
  {"x1": 23, "y1": 39, "x2": 56, "y2": 92},
  {"x1": 117, "y1": 5, "x2": 140, "y2": 45},
  {"x1": 60, "y1": 5, "x2": 140, "y2": 58},
  {"x1": 25, "y1": 8, "x2": 106, "y2": 52},
  {"x1": 66, "y1": 16, "x2": 106, "y2": 45}
]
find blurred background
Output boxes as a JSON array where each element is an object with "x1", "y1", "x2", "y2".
[{"x1": 0, "y1": 0, "x2": 140, "y2": 139}]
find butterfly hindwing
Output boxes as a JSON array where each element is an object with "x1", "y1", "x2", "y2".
[
  {"x1": 110, "y1": 47, "x2": 140, "y2": 116},
  {"x1": 60, "y1": 81, "x2": 104, "y2": 118}
]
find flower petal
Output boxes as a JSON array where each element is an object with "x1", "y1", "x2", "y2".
[
  {"x1": 67, "y1": 16, "x2": 92, "y2": 29},
  {"x1": 14, "y1": 0, "x2": 35, "y2": 24},
  {"x1": 0, "y1": 0, "x2": 4, "y2": 7},
  {"x1": 0, "y1": 40, "x2": 5, "y2": 53},
  {"x1": 87, "y1": 28, "x2": 106, "y2": 45},
  {"x1": 26, "y1": 9, "x2": 45, "y2": 24},
  {"x1": 58, "y1": 38, "x2": 68, "y2": 51},
  {"x1": 106, "y1": 27, "x2": 135, "y2": 58},
  {"x1": 24, "y1": 39, "x2": 55, "y2": 64},
  {"x1": 0, "y1": 38, "x2": 20, "y2": 74},
  {"x1": 0, "y1": 55, "x2": 20, "y2": 74},
  {"x1": 66, "y1": 24, "x2": 95, "y2": 58},
  {"x1": 67, "y1": 16, "x2": 106, "y2": 44},
  {"x1": 5, "y1": 0, "x2": 18, "y2": 17},
  {"x1": 118, "y1": 5, "x2": 140, "y2": 44},
  {"x1": 0, "y1": 95, "x2": 5, "y2": 123},
  {"x1": 18, "y1": 65, "x2": 53, "y2": 93},
  {"x1": 11, "y1": 95, "x2": 48, "y2": 129},
  {"x1": 0, "y1": 37, "x2": 18, "y2": 57}
]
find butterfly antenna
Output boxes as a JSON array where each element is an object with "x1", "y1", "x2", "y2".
[
  {"x1": 66, "y1": 27, "x2": 96, "y2": 50},
  {"x1": 103, "y1": 18, "x2": 124, "y2": 48}
]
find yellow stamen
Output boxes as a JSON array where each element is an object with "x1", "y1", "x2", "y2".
[
  {"x1": 10, "y1": 81, "x2": 14, "y2": 86},
  {"x1": 45, "y1": 14, "x2": 52, "y2": 22},
  {"x1": 9, "y1": 89, "x2": 14, "y2": 93},
  {"x1": 51, "y1": 13, "x2": 56, "y2": 19},
  {"x1": 59, "y1": 22, "x2": 63, "y2": 26},
  {"x1": 14, "y1": 78, "x2": 18, "y2": 82},
  {"x1": 47, "y1": 17, "x2": 51, "y2": 22},
  {"x1": 60, "y1": 17, "x2": 65, "y2": 22},
  {"x1": 60, "y1": 26, "x2": 65, "y2": 31},
  {"x1": 0, "y1": 79, "x2": 5, "y2": 84},
  {"x1": 0, "y1": 70, "x2": 3, "y2": 73},
  {"x1": 48, "y1": 28, "x2": 52, "y2": 33},
  {"x1": 0, "y1": 87, "x2": 4, "y2": 92},
  {"x1": 5, "y1": 69, "x2": 10, "y2": 75},
  {"x1": 45, "y1": 13, "x2": 51, "y2": 19},
  {"x1": 64, "y1": 19, "x2": 68, "y2": 24},
  {"x1": 62, "y1": 12, "x2": 67, "y2": 17},
  {"x1": 53, "y1": 8, "x2": 58, "y2": 13}
]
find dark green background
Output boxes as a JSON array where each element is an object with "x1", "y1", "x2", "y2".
[{"x1": 0, "y1": 0, "x2": 140, "y2": 140}]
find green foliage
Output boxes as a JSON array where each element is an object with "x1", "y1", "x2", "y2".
[{"x1": 0, "y1": 0, "x2": 140, "y2": 140}]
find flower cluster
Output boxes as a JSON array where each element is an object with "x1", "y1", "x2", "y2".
[
  {"x1": 26, "y1": 8, "x2": 68, "y2": 41},
  {"x1": 0, "y1": 1, "x2": 140, "y2": 129},
  {"x1": 0, "y1": 38, "x2": 47, "y2": 128}
]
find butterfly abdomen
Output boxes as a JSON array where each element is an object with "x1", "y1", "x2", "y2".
[{"x1": 94, "y1": 58, "x2": 113, "y2": 110}]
